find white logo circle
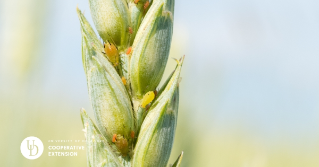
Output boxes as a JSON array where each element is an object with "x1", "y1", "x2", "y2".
[{"x1": 20, "y1": 136, "x2": 44, "y2": 160}]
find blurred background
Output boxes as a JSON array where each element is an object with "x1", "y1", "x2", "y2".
[{"x1": 1, "y1": 0, "x2": 319, "y2": 166}]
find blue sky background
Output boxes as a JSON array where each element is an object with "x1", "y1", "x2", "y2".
[
  {"x1": 37, "y1": 0, "x2": 319, "y2": 142},
  {"x1": 2, "y1": 0, "x2": 319, "y2": 165}
]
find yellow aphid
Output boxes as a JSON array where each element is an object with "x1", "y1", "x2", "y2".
[
  {"x1": 104, "y1": 42, "x2": 119, "y2": 67},
  {"x1": 141, "y1": 91, "x2": 155, "y2": 108},
  {"x1": 121, "y1": 76, "x2": 127, "y2": 85}
]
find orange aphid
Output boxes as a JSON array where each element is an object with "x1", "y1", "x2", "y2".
[
  {"x1": 154, "y1": 90, "x2": 158, "y2": 97},
  {"x1": 144, "y1": 1, "x2": 149, "y2": 10},
  {"x1": 104, "y1": 42, "x2": 119, "y2": 66},
  {"x1": 121, "y1": 77, "x2": 127, "y2": 85},
  {"x1": 128, "y1": 27, "x2": 133, "y2": 34},
  {"x1": 134, "y1": 0, "x2": 140, "y2": 4},
  {"x1": 126, "y1": 47, "x2": 132, "y2": 55},
  {"x1": 131, "y1": 131, "x2": 135, "y2": 139},
  {"x1": 112, "y1": 134, "x2": 117, "y2": 143}
]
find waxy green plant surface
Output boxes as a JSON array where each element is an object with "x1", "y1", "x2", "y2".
[{"x1": 77, "y1": 0, "x2": 184, "y2": 166}]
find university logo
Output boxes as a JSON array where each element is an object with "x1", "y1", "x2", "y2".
[{"x1": 20, "y1": 136, "x2": 44, "y2": 160}]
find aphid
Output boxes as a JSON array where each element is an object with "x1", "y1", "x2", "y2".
[
  {"x1": 134, "y1": 0, "x2": 140, "y2": 4},
  {"x1": 128, "y1": 27, "x2": 133, "y2": 34},
  {"x1": 104, "y1": 42, "x2": 119, "y2": 67},
  {"x1": 121, "y1": 77, "x2": 127, "y2": 85},
  {"x1": 114, "y1": 135, "x2": 129, "y2": 156},
  {"x1": 112, "y1": 134, "x2": 117, "y2": 143},
  {"x1": 144, "y1": 0, "x2": 150, "y2": 10},
  {"x1": 131, "y1": 131, "x2": 135, "y2": 139},
  {"x1": 141, "y1": 91, "x2": 155, "y2": 108},
  {"x1": 126, "y1": 47, "x2": 132, "y2": 55}
]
